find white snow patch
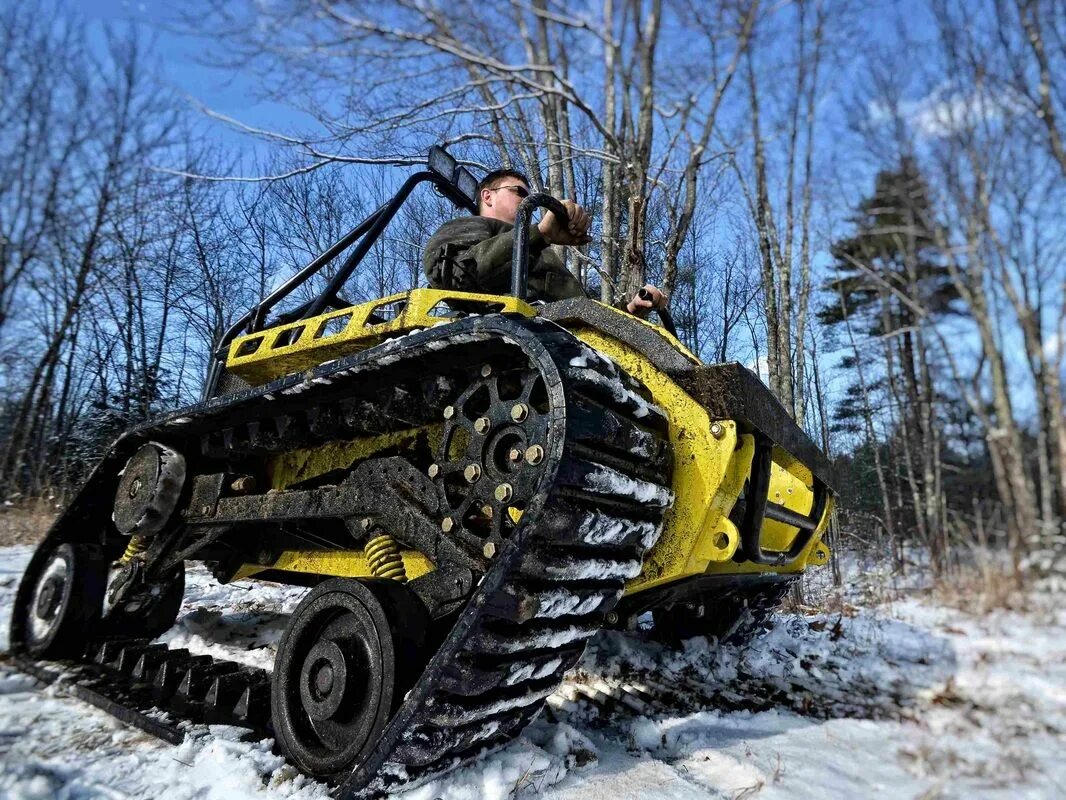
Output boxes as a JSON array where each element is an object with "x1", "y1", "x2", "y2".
[
  {"x1": 583, "y1": 464, "x2": 673, "y2": 507},
  {"x1": 535, "y1": 589, "x2": 609, "y2": 619},
  {"x1": 577, "y1": 511, "x2": 661, "y2": 549},
  {"x1": 505, "y1": 658, "x2": 564, "y2": 686},
  {"x1": 544, "y1": 558, "x2": 642, "y2": 580}
]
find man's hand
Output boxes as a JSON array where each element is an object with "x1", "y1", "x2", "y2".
[
  {"x1": 538, "y1": 199, "x2": 591, "y2": 246},
  {"x1": 626, "y1": 284, "x2": 667, "y2": 318}
]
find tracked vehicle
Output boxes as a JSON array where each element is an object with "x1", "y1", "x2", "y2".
[{"x1": 11, "y1": 147, "x2": 835, "y2": 795}]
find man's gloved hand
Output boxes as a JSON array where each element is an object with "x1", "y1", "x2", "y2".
[
  {"x1": 538, "y1": 199, "x2": 592, "y2": 246},
  {"x1": 626, "y1": 284, "x2": 667, "y2": 318}
]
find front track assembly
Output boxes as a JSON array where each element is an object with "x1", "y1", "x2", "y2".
[{"x1": 10, "y1": 315, "x2": 674, "y2": 797}]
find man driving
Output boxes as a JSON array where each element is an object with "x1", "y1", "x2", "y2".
[{"x1": 423, "y1": 168, "x2": 666, "y2": 317}]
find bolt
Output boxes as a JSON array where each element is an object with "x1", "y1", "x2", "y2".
[
  {"x1": 483, "y1": 542, "x2": 497, "y2": 558},
  {"x1": 508, "y1": 447, "x2": 523, "y2": 464},
  {"x1": 128, "y1": 477, "x2": 142, "y2": 498},
  {"x1": 494, "y1": 483, "x2": 513, "y2": 503},
  {"x1": 443, "y1": 405, "x2": 456, "y2": 420},
  {"x1": 510, "y1": 403, "x2": 529, "y2": 423},
  {"x1": 463, "y1": 464, "x2": 482, "y2": 483},
  {"x1": 525, "y1": 445, "x2": 544, "y2": 465},
  {"x1": 474, "y1": 417, "x2": 491, "y2": 435},
  {"x1": 201, "y1": 505, "x2": 213, "y2": 516},
  {"x1": 230, "y1": 476, "x2": 256, "y2": 494},
  {"x1": 605, "y1": 611, "x2": 619, "y2": 625},
  {"x1": 428, "y1": 463, "x2": 440, "y2": 478},
  {"x1": 710, "y1": 422, "x2": 725, "y2": 439},
  {"x1": 360, "y1": 518, "x2": 372, "y2": 531},
  {"x1": 441, "y1": 517, "x2": 455, "y2": 533},
  {"x1": 481, "y1": 504, "x2": 494, "y2": 518},
  {"x1": 480, "y1": 364, "x2": 493, "y2": 378}
]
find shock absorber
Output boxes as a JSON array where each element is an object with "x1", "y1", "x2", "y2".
[
  {"x1": 365, "y1": 533, "x2": 407, "y2": 582},
  {"x1": 119, "y1": 535, "x2": 150, "y2": 565}
]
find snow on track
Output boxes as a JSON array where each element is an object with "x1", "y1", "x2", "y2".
[{"x1": 1, "y1": 545, "x2": 1064, "y2": 799}]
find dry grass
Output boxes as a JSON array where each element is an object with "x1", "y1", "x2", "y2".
[
  {"x1": 0, "y1": 499, "x2": 56, "y2": 546},
  {"x1": 930, "y1": 563, "x2": 1029, "y2": 614}
]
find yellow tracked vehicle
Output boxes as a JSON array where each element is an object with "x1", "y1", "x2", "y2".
[{"x1": 11, "y1": 147, "x2": 834, "y2": 796}]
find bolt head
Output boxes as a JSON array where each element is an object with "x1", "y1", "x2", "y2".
[
  {"x1": 510, "y1": 403, "x2": 529, "y2": 422},
  {"x1": 360, "y1": 518, "x2": 372, "y2": 531},
  {"x1": 483, "y1": 542, "x2": 497, "y2": 558},
  {"x1": 231, "y1": 476, "x2": 256, "y2": 493},
  {"x1": 494, "y1": 483, "x2": 513, "y2": 503},
  {"x1": 428, "y1": 463, "x2": 440, "y2": 478},
  {"x1": 480, "y1": 364, "x2": 493, "y2": 377},
  {"x1": 474, "y1": 417, "x2": 491, "y2": 434},
  {"x1": 525, "y1": 445, "x2": 544, "y2": 465},
  {"x1": 463, "y1": 464, "x2": 482, "y2": 483},
  {"x1": 481, "y1": 504, "x2": 494, "y2": 518},
  {"x1": 508, "y1": 447, "x2": 523, "y2": 463},
  {"x1": 443, "y1": 405, "x2": 456, "y2": 420},
  {"x1": 710, "y1": 422, "x2": 725, "y2": 439},
  {"x1": 128, "y1": 477, "x2": 142, "y2": 498},
  {"x1": 605, "y1": 611, "x2": 619, "y2": 625},
  {"x1": 441, "y1": 517, "x2": 454, "y2": 533}
]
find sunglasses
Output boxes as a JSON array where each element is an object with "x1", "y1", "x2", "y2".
[{"x1": 490, "y1": 184, "x2": 530, "y2": 199}]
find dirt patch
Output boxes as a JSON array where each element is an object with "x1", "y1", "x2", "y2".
[{"x1": 0, "y1": 502, "x2": 55, "y2": 546}]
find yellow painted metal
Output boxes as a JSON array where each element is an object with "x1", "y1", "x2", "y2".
[
  {"x1": 563, "y1": 324, "x2": 832, "y2": 593},
  {"x1": 226, "y1": 288, "x2": 536, "y2": 385},
  {"x1": 268, "y1": 425, "x2": 438, "y2": 490},
  {"x1": 231, "y1": 548, "x2": 435, "y2": 583},
  {"x1": 222, "y1": 286, "x2": 832, "y2": 594}
]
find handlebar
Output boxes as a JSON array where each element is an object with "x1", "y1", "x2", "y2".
[
  {"x1": 510, "y1": 193, "x2": 570, "y2": 300},
  {"x1": 638, "y1": 288, "x2": 679, "y2": 338}
]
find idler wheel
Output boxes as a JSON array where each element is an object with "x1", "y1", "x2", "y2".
[
  {"x1": 113, "y1": 442, "x2": 185, "y2": 537},
  {"x1": 22, "y1": 543, "x2": 108, "y2": 658},
  {"x1": 271, "y1": 579, "x2": 430, "y2": 782}
]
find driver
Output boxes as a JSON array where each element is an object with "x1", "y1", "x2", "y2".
[{"x1": 423, "y1": 168, "x2": 666, "y2": 317}]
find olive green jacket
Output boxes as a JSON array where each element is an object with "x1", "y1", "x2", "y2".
[{"x1": 423, "y1": 217, "x2": 587, "y2": 302}]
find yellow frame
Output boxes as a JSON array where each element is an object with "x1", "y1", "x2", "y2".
[{"x1": 224, "y1": 291, "x2": 832, "y2": 589}]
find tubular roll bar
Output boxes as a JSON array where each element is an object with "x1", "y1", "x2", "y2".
[
  {"x1": 204, "y1": 170, "x2": 475, "y2": 399},
  {"x1": 735, "y1": 433, "x2": 830, "y2": 566}
]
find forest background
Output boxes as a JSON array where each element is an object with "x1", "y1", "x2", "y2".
[{"x1": 1, "y1": 0, "x2": 1063, "y2": 591}]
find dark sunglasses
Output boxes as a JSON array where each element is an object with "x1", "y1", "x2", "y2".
[{"x1": 491, "y1": 184, "x2": 530, "y2": 199}]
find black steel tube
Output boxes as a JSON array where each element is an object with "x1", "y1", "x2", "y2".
[
  {"x1": 510, "y1": 194, "x2": 571, "y2": 300},
  {"x1": 303, "y1": 171, "x2": 447, "y2": 320},
  {"x1": 739, "y1": 436, "x2": 774, "y2": 563},
  {"x1": 638, "y1": 287, "x2": 679, "y2": 338},
  {"x1": 203, "y1": 171, "x2": 472, "y2": 398}
]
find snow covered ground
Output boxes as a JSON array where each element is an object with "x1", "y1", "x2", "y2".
[{"x1": 0, "y1": 544, "x2": 1063, "y2": 799}]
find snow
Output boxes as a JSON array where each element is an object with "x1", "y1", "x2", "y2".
[
  {"x1": 576, "y1": 511, "x2": 661, "y2": 549},
  {"x1": 582, "y1": 464, "x2": 673, "y2": 507},
  {"x1": 1, "y1": 544, "x2": 1064, "y2": 799}
]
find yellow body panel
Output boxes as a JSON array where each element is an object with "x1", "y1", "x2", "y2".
[
  {"x1": 227, "y1": 289, "x2": 535, "y2": 384},
  {"x1": 564, "y1": 307, "x2": 832, "y2": 590},
  {"x1": 233, "y1": 549, "x2": 434, "y2": 582},
  {"x1": 223, "y1": 294, "x2": 831, "y2": 590},
  {"x1": 268, "y1": 426, "x2": 439, "y2": 490}
]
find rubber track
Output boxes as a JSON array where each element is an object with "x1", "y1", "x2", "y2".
[
  {"x1": 342, "y1": 327, "x2": 673, "y2": 796},
  {"x1": 14, "y1": 316, "x2": 674, "y2": 798}
]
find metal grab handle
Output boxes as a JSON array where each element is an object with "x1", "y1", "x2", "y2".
[
  {"x1": 735, "y1": 435, "x2": 829, "y2": 567},
  {"x1": 510, "y1": 194, "x2": 571, "y2": 300},
  {"x1": 638, "y1": 288, "x2": 679, "y2": 338}
]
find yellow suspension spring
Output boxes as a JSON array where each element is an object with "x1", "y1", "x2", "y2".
[
  {"x1": 119, "y1": 535, "x2": 149, "y2": 565},
  {"x1": 365, "y1": 533, "x2": 407, "y2": 582}
]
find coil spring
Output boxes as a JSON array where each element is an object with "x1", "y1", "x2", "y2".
[
  {"x1": 365, "y1": 533, "x2": 407, "y2": 582},
  {"x1": 119, "y1": 535, "x2": 149, "y2": 564}
]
